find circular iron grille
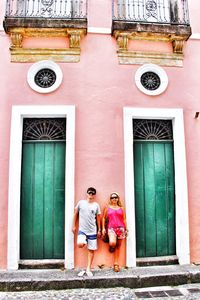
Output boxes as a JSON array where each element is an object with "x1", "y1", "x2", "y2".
[
  {"x1": 146, "y1": 0, "x2": 157, "y2": 12},
  {"x1": 41, "y1": 0, "x2": 53, "y2": 5},
  {"x1": 140, "y1": 71, "x2": 161, "y2": 91},
  {"x1": 34, "y1": 68, "x2": 57, "y2": 88}
]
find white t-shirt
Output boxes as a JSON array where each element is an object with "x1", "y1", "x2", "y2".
[{"x1": 76, "y1": 200, "x2": 101, "y2": 235}]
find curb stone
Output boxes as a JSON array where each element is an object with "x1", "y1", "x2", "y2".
[{"x1": 0, "y1": 265, "x2": 200, "y2": 292}]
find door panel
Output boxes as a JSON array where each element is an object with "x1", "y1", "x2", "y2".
[
  {"x1": 143, "y1": 144, "x2": 157, "y2": 256},
  {"x1": 20, "y1": 142, "x2": 65, "y2": 259},
  {"x1": 134, "y1": 142, "x2": 175, "y2": 257}
]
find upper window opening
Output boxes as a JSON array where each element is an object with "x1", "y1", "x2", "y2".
[
  {"x1": 5, "y1": 0, "x2": 86, "y2": 19},
  {"x1": 112, "y1": 0, "x2": 190, "y2": 25},
  {"x1": 133, "y1": 119, "x2": 173, "y2": 141},
  {"x1": 23, "y1": 118, "x2": 66, "y2": 141}
]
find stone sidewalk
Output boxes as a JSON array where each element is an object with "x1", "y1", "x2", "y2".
[
  {"x1": 0, "y1": 264, "x2": 200, "y2": 292},
  {"x1": 1, "y1": 284, "x2": 200, "y2": 299}
]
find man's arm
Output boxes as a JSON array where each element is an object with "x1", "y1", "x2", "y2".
[
  {"x1": 102, "y1": 206, "x2": 108, "y2": 236},
  {"x1": 72, "y1": 207, "x2": 79, "y2": 234},
  {"x1": 96, "y1": 214, "x2": 101, "y2": 237}
]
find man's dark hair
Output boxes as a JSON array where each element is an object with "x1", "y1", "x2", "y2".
[{"x1": 87, "y1": 187, "x2": 96, "y2": 195}]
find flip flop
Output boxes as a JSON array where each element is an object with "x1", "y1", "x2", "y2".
[
  {"x1": 77, "y1": 270, "x2": 85, "y2": 277},
  {"x1": 113, "y1": 264, "x2": 120, "y2": 272},
  {"x1": 86, "y1": 270, "x2": 93, "y2": 277}
]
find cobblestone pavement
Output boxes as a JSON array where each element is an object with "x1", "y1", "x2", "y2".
[{"x1": 1, "y1": 284, "x2": 200, "y2": 300}]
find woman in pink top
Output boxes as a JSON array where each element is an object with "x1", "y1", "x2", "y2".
[{"x1": 102, "y1": 192, "x2": 127, "y2": 272}]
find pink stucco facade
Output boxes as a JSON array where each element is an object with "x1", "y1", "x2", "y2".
[{"x1": 0, "y1": 0, "x2": 200, "y2": 270}]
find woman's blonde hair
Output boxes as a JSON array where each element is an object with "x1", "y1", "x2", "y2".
[{"x1": 109, "y1": 192, "x2": 123, "y2": 207}]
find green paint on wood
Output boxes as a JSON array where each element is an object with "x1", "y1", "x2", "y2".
[
  {"x1": 134, "y1": 142, "x2": 176, "y2": 257},
  {"x1": 20, "y1": 142, "x2": 65, "y2": 259}
]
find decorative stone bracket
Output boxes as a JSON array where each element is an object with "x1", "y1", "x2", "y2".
[
  {"x1": 8, "y1": 28, "x2": 86, "y2": 62},
  {"x1": 113, "y1": 28, "x2": 191, "y2": 67}
]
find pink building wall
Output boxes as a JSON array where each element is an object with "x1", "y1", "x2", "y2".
[{"x1": 0, "y1": 0, "x2": 200, "y2": 269}]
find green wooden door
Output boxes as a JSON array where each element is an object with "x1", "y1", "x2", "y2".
[
  {"x1": 134, "y1": 141, "x2": 176, "y2": 257},
  {"x1": 20, "y1": 142, "x2": 65, "y2": 259}
]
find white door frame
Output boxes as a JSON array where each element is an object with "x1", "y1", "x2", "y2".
[
  {"x1": 7, "y1": 105, "x2": 75, "y2": 270},
  {"x1": 124, "y1": 107, "x2": 190, "y2": 267}
]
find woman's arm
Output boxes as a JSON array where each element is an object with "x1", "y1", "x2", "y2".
[
  {"x1": 102, "y1": 206, "x2": 108, "y2": 235},
  {"x1": 122, "y1": 207, "x2": 128, "y2": 231}
]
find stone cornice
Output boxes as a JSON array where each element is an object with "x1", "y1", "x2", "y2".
[
  {"x1": 3, "y1": 17, "x2": 87, "y2": 33},
  {"x1": 6, "y1": 27, "x2": 86, "y2": 62},
  {"x1": 112, "y1": 22, "x2": 192, "y2": 67}
]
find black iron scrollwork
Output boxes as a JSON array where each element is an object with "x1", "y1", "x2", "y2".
[
  {"x1": 133, "y1": 119, "x2": 173, "y2": 140},
  {"x1": 23, "y1": 118, "x2": 66, "y2": 141}
]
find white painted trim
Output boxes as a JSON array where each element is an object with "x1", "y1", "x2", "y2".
[
  {"x1": 7, "y1": 105, "x2": 75, "y2": 270},
  {"x1": 19, "y1": 259, "x2": 64, "y2": 264},
  {"x1": 190, "y1": 33, "x2": 200, "y2": 40},
  {"x1": 1, "y1": 1, "x2": 6, "y2": 24},
  {"x1": 88, "y1": 27, "x2": 111, "y2": 34},
  {"x1": 1, "y1": 1, "x2": 6, "y2": 32},
  {"x1": 135, "y1": 64, "x2": 168, "y2": 96},
  {"x1": 124, "y1": 107, "x2": 190, "y2": 267},
  {"x1": 27, "y1": 61, "x2": 63, "y2": 93}
]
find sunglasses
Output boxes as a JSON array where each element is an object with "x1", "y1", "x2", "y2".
[
  {"x1": 88, "y1": 191, "x2": 95, "y2": 195},
  {"x1": 111, "y1": 196, "x2": 118, "y2": 199}
]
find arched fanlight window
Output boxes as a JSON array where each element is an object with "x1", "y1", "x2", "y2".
[
  {"x1": 23, "y1": 118, "x2": 66, "y2": 141},
  {"x1": 133, "y1": 119, "x2": 173, "y2": 140}
]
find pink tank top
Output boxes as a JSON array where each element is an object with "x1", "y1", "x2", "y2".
[{"x1": 107, "y1": 207, "x2": 125, "y2": 229}]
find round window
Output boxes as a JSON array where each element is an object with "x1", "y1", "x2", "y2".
[
  {"x1": 34, "y1": 68, "x2": 57, "y2": 88},
  {"x1": 135, "y1": 64, "x2": 168, "y2": 96},
  {"x1": 27, "y1": 60, "x2": 63, "y2": 93}
]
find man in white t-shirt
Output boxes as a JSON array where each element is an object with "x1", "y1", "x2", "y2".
[{"x1": 72, "y1": 187, "x2": 101, "y2": 277}]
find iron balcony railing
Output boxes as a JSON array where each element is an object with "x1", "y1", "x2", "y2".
[
  {"x1": 112, "y1": 0, "x2": 190, "y2": 25},
  {"x1": 5, "y1": 0, "x2": 87, "y2": 19}
]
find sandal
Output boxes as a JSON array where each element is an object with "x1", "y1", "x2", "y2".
[
  {"x1": 113, "y1": 264, "x2": 120, "y2": 272},
  {"x1": 109, "y1": 246, "x2": 115, "y2": 253},
  {"x1": 86, "y1": 270, "x2": 93, "y2": 277},
  {"x1": 77, "y1": 270, "x2": 85, "y2": 277}
]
